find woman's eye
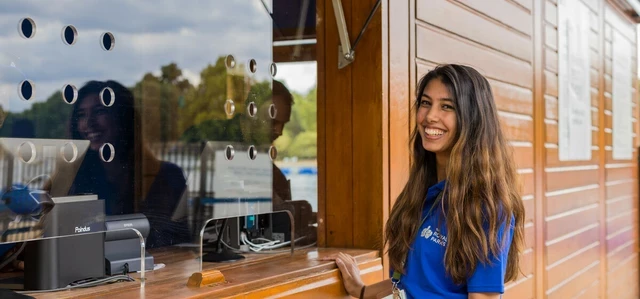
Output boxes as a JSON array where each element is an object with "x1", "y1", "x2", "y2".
[
  {"x1": 443, "y1": 104, "x2": 454, "y2": 110},
  {"x1": 420, "y1": 100, "x2": 430, "y2": 106}
]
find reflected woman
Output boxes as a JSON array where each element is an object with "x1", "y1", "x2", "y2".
[{"x1": 68, "y1": 80, "x2": 190, "y2": 248}]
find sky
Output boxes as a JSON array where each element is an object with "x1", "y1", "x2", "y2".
[{"x1": 0, "y1": 0, "x2": 287, "y2": 113}]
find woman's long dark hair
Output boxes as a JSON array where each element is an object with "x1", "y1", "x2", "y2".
[{"x1": 384, "y1": 64, "x2": 525, "y2": 284}]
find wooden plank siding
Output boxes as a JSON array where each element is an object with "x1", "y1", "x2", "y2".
[
  {"x1": 383, "y1": 0, "x2": 639, "y2": 298},
  {"x1": 603, "y1": 3, "x2": 639, "y2": 299}
]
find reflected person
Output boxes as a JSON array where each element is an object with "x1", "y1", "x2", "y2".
[
  {"x1": 270, "y1": 80, "x2": 293, "y2": 205},
  {"x1": 269, "y1": 80, "x2": 316, "y2": 245},
  {"x1": 68, "y1": 80, "x2": 190, "y2": 248}
]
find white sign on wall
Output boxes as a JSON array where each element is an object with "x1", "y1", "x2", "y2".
[
  {"x1": 612, "y1": 30, "x2": 633, "y2": 160},
  {"x1": 557, "y1": 0, "x2": 592, "y2": 161}
]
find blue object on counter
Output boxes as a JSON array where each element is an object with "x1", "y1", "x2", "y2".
[{"x1": 1, "y1": 184, "x2": 48, "y2": 215}]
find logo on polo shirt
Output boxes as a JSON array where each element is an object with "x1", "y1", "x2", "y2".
[
  {"x1": 421, "y1": 225, "x2": 447, "y2": 247},
  {"x1": 421, "y1": 226, "x2": 433, "y2": 238}
]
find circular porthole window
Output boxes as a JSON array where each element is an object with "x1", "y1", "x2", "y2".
[
  {"x1": 225, "y1": 55, "x2": 236, "y2": 69},
  {"x1": 225, "y1": 145, "x2": 235, "y2": 161},
  {"x1": 62, "y1": 84, "x2": 78, "y2": 104},
  {"x1": 101, "y1": 32, "x2": 115, "y2": 51},
  {"x1": 100, "y1": 143, "x2": 115, "y2": 163},
  {"x1": 18, "y1": 80, "x2": 35, "y2": 101},
  {"x1": 18, "y1": 18, "x2": 36, "y2": 39},
  {"x1": 247, "y1": 102, "x2": 258, "y2": 117},
  {"x1": 17, "y1": 141, "x2": 36, "y2": 164},
  {"x1": 249, "y1": 59, "x2": 257, "y2": 73},
  {"x1": 100, "y1": 87, "x2": 115, "y2": 107},
  {"x1": 62, "y1": 25, "x2": 78, "y2": 45},
  {"x1": 248, "y1": 145, "x2": 257, "y2": 160},
  {"x1": 61, "y1": 142, "x2": 78, "y2": 163},
  {"x1": 225, "y1": 99, "x2": 236, "y2": 117},
  {"x1": 268, "y1": 146, "x2": 277, "y2": 161}
]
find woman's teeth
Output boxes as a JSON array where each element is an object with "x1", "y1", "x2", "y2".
[
  {"x1": 88, "y1": 132, "x2": 102, "y2": 139},
  {"x1": 425, "y1": 129, "x2": 444, "y2": 136}
]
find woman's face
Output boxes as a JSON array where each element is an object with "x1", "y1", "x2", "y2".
[
  {"x1": 77, "y1": 95, "x2": 117, "y2": 151},
  {"x1": 416, "y1": 78, "x2": 458, "y2": 155}
]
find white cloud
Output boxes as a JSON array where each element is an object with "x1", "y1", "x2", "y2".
[
  {"x1": 274, "y1": 62, "x2": 317, "y2": 94},
  {"x1": 0, "y1": 0, "x2": 275, "y2": 112},
  {"x1": 181, "y1": 68, "x2": 201, "y2": 87}
]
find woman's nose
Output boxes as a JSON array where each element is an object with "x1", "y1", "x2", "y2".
[
  {"x1": 426, "y1": 108, "x2": 439, "y2": 123},
  {"x1": 86, "y1": 113, "x2": 97, "y2": 127}
]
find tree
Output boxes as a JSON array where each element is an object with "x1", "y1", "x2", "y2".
[
  {"x1": 0, "y1": 91, "x2": 72, "y2": 139},
  {"x1": 133, "y1": 63, "x2": 195, "y2": 144}
]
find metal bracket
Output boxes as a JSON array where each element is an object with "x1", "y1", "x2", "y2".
[
  {"x1": 331, "y1": 0, "x2": 381, "y2": 69},
  {"x1": 332, "y1": 0, "x2": 354, "y2": 69},
  {"x1": 338, "y1": 45, "x2": 355, "y2": 69}
]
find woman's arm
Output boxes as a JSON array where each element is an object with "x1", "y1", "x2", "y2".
[
  {"x1": 469, "y1": 293, "x2": 501, "y2": 299},
  {"x1": 320, "y1": 253, "x2": 393, "y2": 298}
]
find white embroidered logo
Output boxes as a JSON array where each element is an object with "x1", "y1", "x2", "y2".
[
  {"x1": 421, "y1": 225, "x2": 433, "y2": 238},
  {"x1": 421, "y1": 225, "x2": 447, "y2": 247}
]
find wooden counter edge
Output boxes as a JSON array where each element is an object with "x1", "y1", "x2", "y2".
[{"x1": 222, "y1": 257, "x2": 385, "y2": 299}]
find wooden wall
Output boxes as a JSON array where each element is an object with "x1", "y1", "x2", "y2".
[
  {"x1": 383, "y1": 0, "x2": 639, "y2": 298},
  {"x1": 317, "y1": 0, "x2": 638, "y2": 298},
  {"x1": 317, "y1": 0, "x2": 385, "y2": 250}
]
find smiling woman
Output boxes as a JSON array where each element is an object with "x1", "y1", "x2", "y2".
[{"x1": 328, "y1": 64, "x2": 525, "y2": 299}]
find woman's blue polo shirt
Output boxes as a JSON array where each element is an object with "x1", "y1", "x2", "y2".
[{"x1": 394, "y1": 180, "x2": 514, "y2": 298}]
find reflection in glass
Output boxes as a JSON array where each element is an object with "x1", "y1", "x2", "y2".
[
  {"x1": 68, "y1": 81, "x2": 190, "y2": 248},
  {"x1": 270, "y1": 68, "x2": 318, "y2": 246},
  {"x1": 0, "y1": 0, "x2": 315, "y2": 287}
]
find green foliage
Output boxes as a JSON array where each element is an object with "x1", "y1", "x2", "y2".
[
  {"x1": 0, "y1": 91, "x2": 72, "y2": 138},
  {"x1": 275, "y1": 86, "x2": 317, "y2": 160}
]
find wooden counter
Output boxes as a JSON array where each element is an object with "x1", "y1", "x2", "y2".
[{"x1": 21, "y1": 247, "x2": 383, "y2": 298}]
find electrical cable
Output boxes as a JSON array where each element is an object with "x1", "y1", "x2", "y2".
[{"x1": 213, "y1": 219, "x2": 316, "y2": 255}]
